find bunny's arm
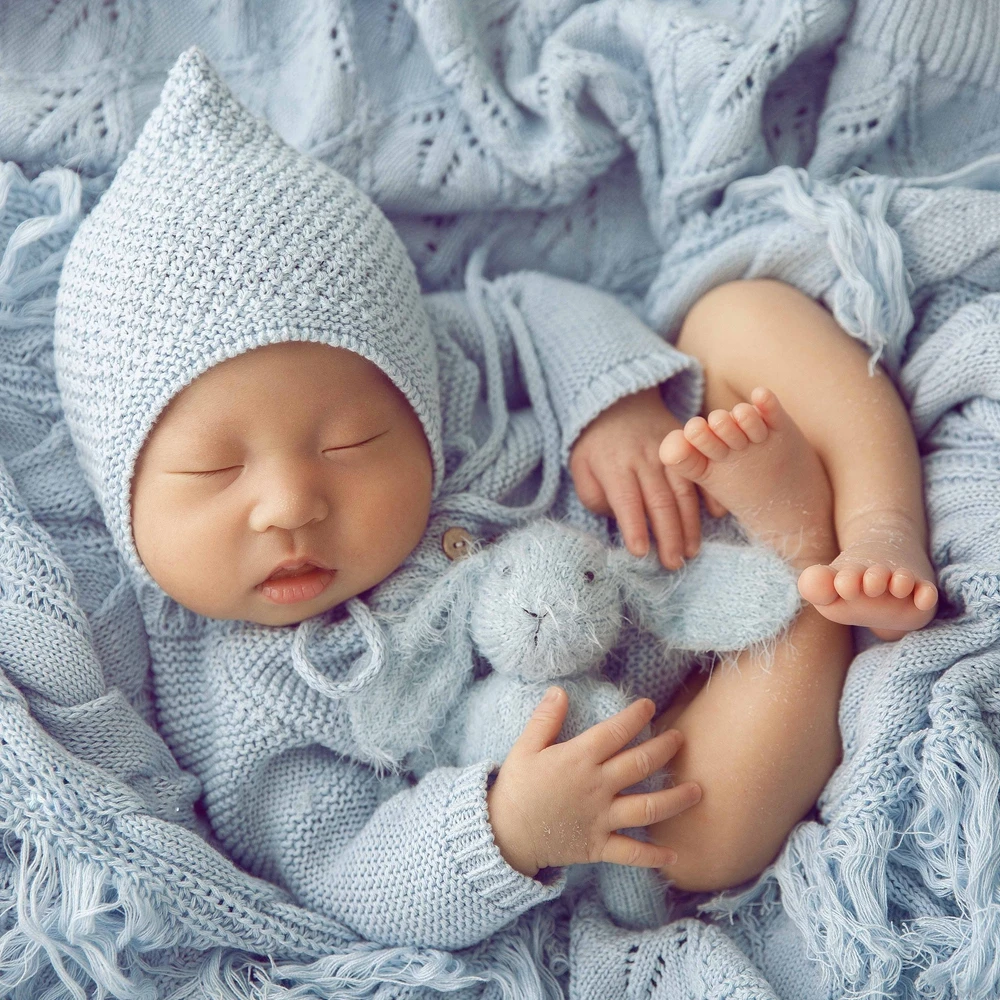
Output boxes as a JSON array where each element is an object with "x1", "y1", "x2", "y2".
[
  {"x1": 619, "y1": 540, "x2": 802, "y2": 652},
  {"x1": 458, "y1": 674, "x2": 631, "y2": 766},
  {"x1": 486, "y1": 271, "x2": 703, "y2": 460}
]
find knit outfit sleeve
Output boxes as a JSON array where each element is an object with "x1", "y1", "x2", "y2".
[
  {"x1": 244, "y1": 743, "x2": 565, "y2": 950},
  {"x1": 492, "y1": 271, "x2": 704, "y2": 461}
]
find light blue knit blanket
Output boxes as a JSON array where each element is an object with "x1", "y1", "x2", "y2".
[{"x1": 4, "y1": 1, "x2": 1000, "y2": 998}]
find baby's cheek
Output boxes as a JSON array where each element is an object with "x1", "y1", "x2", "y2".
[
  {"x1": 350, "y1": 461, "x2": 430, "y2": 572},
  {"x1": 139, "y1": 493, "x2": 243, "y2": 605}
]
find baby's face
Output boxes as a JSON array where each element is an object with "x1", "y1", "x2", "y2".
[{"x1": 131, "y1": 341, "x2": 433, "y2": 626}]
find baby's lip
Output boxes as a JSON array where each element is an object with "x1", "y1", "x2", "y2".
[{"x1": 260, "y1": 557, "x2": 332, "y2": 585}]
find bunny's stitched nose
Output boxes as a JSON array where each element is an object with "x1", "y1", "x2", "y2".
[{"x1": 521, "y1": 608, "x2": 548, "y2": 620}]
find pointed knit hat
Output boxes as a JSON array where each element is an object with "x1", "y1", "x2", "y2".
[{"x1": 54, "y1": 46, "x2": 443, "y2": 579}]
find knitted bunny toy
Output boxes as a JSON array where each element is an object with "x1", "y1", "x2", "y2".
[
  {"x1": 450, "y1": 519, "x2": 801, "y2": 929},
  {"x1": 346, "y1": 518, "x2": 800, "y2": 926}
]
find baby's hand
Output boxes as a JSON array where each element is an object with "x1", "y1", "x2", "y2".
[
  {"x1": 486, "y1": 687, "x2": 702, "y2": 877},
  {"x1": 569, "y1": 387, "x2": 724, "y2": 569}
]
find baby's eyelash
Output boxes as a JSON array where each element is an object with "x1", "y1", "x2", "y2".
[
  {"x1": 323, "y1": 430, "x2": 388, "y2": 452},
  {"x1": 188, "y1": 466, "x2": 242, "y2": 477}
]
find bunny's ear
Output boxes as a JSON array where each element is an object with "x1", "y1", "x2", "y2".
[
  {"x1": 616, "y1": 541, "x2": 801, "y2": 652},
  {"x1": 347, "y1": 553, "x2": 486, "y2": 772}
]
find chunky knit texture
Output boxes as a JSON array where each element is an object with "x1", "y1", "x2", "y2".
[
  {"x1": 49, "y1": 46, "x2": 720, "y2": 954},
  {"x1": 5, "y1": 2, "x2": 1000, "y2": 999}
]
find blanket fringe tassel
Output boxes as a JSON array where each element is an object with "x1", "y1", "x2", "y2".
[
  {"x1": 709, "y1": 658, "x2": 1000, "y2": 1000},
  {"x1": 0, "y1": 828, "x2": 565, "y2": 999}
]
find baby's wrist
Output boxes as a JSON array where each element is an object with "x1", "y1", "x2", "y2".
[{"x1": 486, "y1": 783, "x2": 540, "y2": 878}]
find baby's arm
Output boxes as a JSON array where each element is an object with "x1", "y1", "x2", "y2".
[
  {"x1": 240, "y1": 697, "x2": 697, "y2": 950},
  {"x1": 492, "y1": 272, "x2": 718, "y2": 568},
  {"x1": 247, "y1": 743, "x2": 557, "y2": 950}
]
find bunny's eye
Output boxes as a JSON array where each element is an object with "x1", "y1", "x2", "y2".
[
  {"x1": 583, "y1": 570, "x2": 596, "y2": 583},
  {"x1": 500, "y1": 565, "x2": 512, "y2": 577}
]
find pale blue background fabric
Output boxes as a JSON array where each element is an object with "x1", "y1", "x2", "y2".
[{"x1": 4, "y1": 2, "x2": 1000, "y2": 998}]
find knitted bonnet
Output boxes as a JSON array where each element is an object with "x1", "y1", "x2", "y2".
[{"x1": 53, "y1": 46, "x2": 443, "y2": 580}]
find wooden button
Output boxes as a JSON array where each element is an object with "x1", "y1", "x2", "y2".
[{"x1": 442, "y1": 526, "x2": 474, "y2": 561}]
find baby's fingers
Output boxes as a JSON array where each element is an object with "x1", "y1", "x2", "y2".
[
  {"x1": 600, "y1": 832, "x2": 679, "y2": 868},
  {"x1": 512, "y1": 686, "x2": 569, "y2": 755},
  {"x1": 637, "y1": 467, "x2": 686, "y2": 570},
  {"x1": 662, "y1": 469, "x2": 702, "y2": 560},
  {"x1": 571, "y1": 458, "x2": 611, "y2": 516},
  {"x1": 603, "y1": 473, "x2": 651, "y2": 559},
  {"x1": 608, "y1": 782, "x2": 702, "y2": 832},
  {"x1": 576, "y1": 698, "x2": 656, "y2": 763},
  {"x1": 604, "y1": 727, "x2": 684, "y2": 790}
]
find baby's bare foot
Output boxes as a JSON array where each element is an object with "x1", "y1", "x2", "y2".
[
  {"x1": 659, "y1": 388, "x2": 836, "y2": 571},
  {"x1": 797, "y1": 512, "x2": 938, "y2": 640}
]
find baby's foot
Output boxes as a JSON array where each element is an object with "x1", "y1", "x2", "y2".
[
  {"x1": 659, "y1": 388, "x2": 837, "y2": 571},
  {"x1": 797, "y1": 514, "x2": 938, "y2": 641}
]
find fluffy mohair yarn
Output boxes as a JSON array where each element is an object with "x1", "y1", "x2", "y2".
[
  {"x1": 451, "y1": 518, "x2": 801, "y2": 768},
  {"x1": 347, "y1": 518, "x2": 802, "y2": 928},
  {"x1": 459, "y1": 520, "x2": 800, "y2": 930},
  {"x1": 52, "y1": 46, "x2": 444, "y2": 582},
  {"x1": 351, "y1": 519, "x2": 802, "y2": 772}
]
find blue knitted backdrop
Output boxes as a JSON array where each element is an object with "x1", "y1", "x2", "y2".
[{"x1": 3, "y1": 1, "x2": 1000, "y2": 998}]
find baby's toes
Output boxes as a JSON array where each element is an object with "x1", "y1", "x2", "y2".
[
  {"x1": 862, "y1": 564, "x2": 892, "y2": 598},
  {"x1": 887, "y1": 568, "x2": 916, "y2": 600},
  {"x1": 660, "y1": 429, "x2": 709, "y2": 480},
  {"x1": 833, "y1": 565, "x2": 865, "y2": 602},
  {"x1": 749, "y1": 387, "x2": 787, "y2": 431},
  {"x1": 798, "y1": 564, "x2": 838, "y2": 606},
  {"x1": 731, "y1": 401, "x2": 769, "y2": 444},
  {"x1": 706, "y1": 409, "x2": 749, "y2": 451},
  {"x1": 683, "y1": 416, "x2": 730, "y2": 462},
  {"x1": 914, "y1": 579, "x2": 939, "y2": 612}
]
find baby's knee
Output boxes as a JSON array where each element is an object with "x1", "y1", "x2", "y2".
[
  {"x1": 678, "y1": 278, "x2": 800, "y2": 352},
  {"x1": 661, "y1": 824, "x2": 776, "y2": 894}
]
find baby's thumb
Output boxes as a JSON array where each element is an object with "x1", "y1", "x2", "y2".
[{"x1": 516, "y1": 686, "x2": 568, "y2": 754}]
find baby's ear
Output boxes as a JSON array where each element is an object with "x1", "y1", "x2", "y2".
[{"x1": 617, "y1": 541, "x2": 801, "y2": 652}]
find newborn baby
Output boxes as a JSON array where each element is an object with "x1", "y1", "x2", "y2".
[
  {"x1": 52, "y1": 47, "x2": 933, "y2": 943},
  {"x1": 55, "y1": 49, "x2": 713, "y2": 948}
]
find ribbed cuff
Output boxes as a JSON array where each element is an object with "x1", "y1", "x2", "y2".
[
  {"x1": 444, "y1": 761, "x2": 566, "y2": 912},
  {"x1": 561, "y1": 350, "x2": 704, "y2": 462}
]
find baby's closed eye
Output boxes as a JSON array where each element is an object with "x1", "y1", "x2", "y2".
[
  {"x1": 186, "y1": 465, "x2": 243, "y2": 478},
  {"x1": 322, "y1": 429, "x2": 390, "y2": 452}
]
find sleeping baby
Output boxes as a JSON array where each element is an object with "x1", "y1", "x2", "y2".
[{"x1": 53, "y1": 47, "x2": 936, "y2": 946}]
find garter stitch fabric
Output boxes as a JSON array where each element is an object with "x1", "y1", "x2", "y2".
[{"x1": 52, "y1": 46, "x2": 444, "y2": 583}]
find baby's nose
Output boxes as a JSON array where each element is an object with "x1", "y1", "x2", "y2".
[{"x1": 248, "y1": 464, "x2": 330, "y2": 533}]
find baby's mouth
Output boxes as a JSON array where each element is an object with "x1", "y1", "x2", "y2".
[
  {"x1": 267, "y1": 561, "x2": 319, "y2": 581},
  {"x1": 257, "y1": 559, "x2": 336, "y2": 605}
]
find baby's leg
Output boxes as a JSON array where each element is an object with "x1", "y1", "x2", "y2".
[
  {"x1": 673, "y1": 278, "x2": 937, "y2": 640},
  {"x1": 649, "y1": 388, "x2": 852, "y2": 891}
]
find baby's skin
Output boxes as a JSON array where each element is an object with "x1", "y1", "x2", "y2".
[
  {"x1": 128, "y1": 278, "x2": 934, "y2": 894},
  {"x1": 645, "y1": 387, "x2": 852, "y2": 891},
  {"x1": 659, "y1": 387, "x2": 836, "y2": 575}
]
